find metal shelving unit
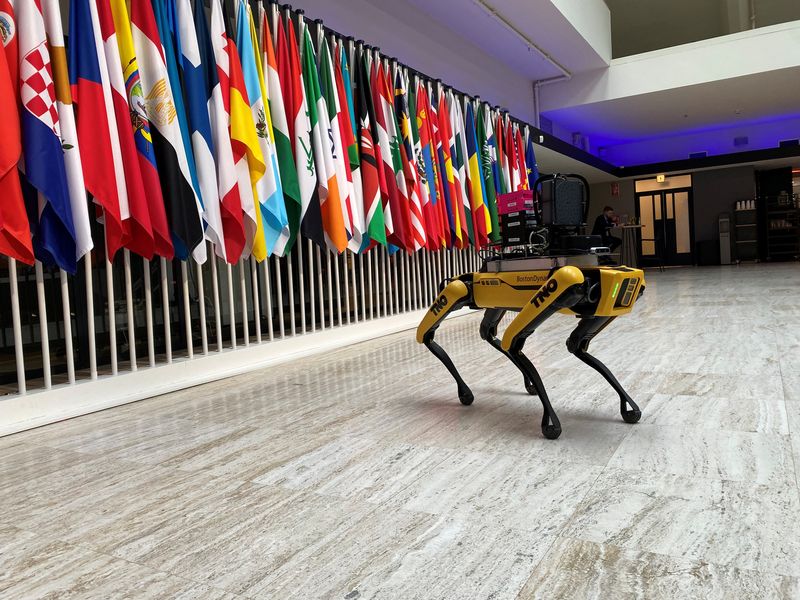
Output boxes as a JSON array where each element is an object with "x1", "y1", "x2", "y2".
[
  {"x1": 733, "y1": 203, "x2": 759, "y2": 263},
  {"x1": 765, "y1": 195, "x2": 800, "y2": 261}
]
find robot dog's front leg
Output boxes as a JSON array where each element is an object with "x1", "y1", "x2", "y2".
[
  {"x1": 500, "y1": 267, "x2": 587, "y2": 439},
  {"x1": 479, "y1": 309, "x2": 537, "y2": 396},
  {"x1": 416, "y1": 278, "x2": 475, "y2": 405},
  {"x1": 566, "y1": 317, "x2": 641, "y2": 424}
]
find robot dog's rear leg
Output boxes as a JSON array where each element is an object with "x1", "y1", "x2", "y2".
[
  {"x1": 479, "y1": 309, "x2": 537, "y2": 396},
  {"x1": 566, "y1": 317, "x2": 641, "y2": 424}
]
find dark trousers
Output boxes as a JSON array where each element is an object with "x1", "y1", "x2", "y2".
[{"x1": 604, "y1": 235, "x2": 621, "y2": 252}]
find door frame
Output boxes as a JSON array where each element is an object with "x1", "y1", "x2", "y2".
[{"x1": 634, "y1": 187, "x2": 696, "y2": 266}]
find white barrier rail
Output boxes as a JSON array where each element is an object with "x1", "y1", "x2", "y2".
[{"x1": 1, "y1": 244, "x2": 479, "y2": 422}]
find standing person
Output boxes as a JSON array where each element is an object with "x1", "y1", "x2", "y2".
[{"x1": 592, "y1": 205, "x2": 621, "y2": 251}]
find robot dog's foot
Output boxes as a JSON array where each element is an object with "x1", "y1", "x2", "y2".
[
  {"x1": 459, "y1": 385, "x2": 475, "y2": 406},
  {"x1": 542, "y1": 414, "x2": 562, "y2": 439},
  {"x1": 620, "y1": 395, "x2": 642, "y2": 423}
]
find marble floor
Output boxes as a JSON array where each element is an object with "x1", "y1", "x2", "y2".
[{"x1": 2, "y1": 263, "x2": 800, "y2": 599}]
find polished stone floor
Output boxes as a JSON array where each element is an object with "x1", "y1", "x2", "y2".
[{"x1": 1, "y1": 263, "x2": 800, "y2": 599}]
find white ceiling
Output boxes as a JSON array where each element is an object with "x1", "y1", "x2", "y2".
[
  {"x1": 542, "y1": 66, "x2": 800, "y2": 144},
  {"x1": 402, "y1": 0, "x2": 610, "y2": 79}
]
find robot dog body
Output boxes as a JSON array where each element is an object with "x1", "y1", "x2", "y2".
[{"x1": 416, "y1": 255, "x2": 645, "y2": 439}]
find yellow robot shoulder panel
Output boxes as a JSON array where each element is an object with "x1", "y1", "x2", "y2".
[
  {"x1": 416, "y1": 278, "x2": 470, "y2": 343},
  {"x1": 500, "y1": 266, "x2": 586, "y2": 351}
]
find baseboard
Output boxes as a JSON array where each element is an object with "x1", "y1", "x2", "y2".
[{"x1": 0, "y1": 308, "x2": 472, "y2": 437}]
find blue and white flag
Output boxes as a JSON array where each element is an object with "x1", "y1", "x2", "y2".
[{"x1": 175, "y1": 0, "x2": 225, "y2": 259}]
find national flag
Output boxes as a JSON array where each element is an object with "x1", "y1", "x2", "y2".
[
  {"x1": 379, "y1": 61, "x2": 412, "y2": 252},
  {"x1": 13, "y1": 0, "x2": 77, "y2": 272},
  {"x1": 526, "y1": 129, "x2": 540, "y2": 191},
  {"x1": 449, "y1": 91, "x2": 473, "y2": 246},
  {"x1": 131, "y1": 0, "x2": 203, "y2": 261},
  {"x1": 496, "y1": 112, "x2": 511, "y2": 195},
  {"x1": 465, "y1": 101, "x2": 489, "y2": 246},
  {"x1": 369, "y1": 55, "x2": 402, "y2": 249},
  {"x1": 439, "y1": 90, "x2": 471, "y2": 248},
  {"x1": 69, "y1": 0, "x2": 128, "y2": 260},
  {"x1": 382, "y1": 62, "x2": 413, "y2": 252},
  {"x1": 280, "y1": 18, "x2": 323, "y2": 248},
  {"x1": 174, "y1": 0, "x2": 225, "y2": 260},
  {"x1": 476, "y1": 100, "x2": 499, "y2": 242},
  {"x1": 41, "y1": 0, "x2": 93, "y2": 262},
  {"x1": 0, "y1": 1, "x2": 34, "y2": 264},
  {"x1": 300, "y1": 24, "x2": 346, "y2": 253},
  {"x1": 319, "y1": 36, "x2": 357, "y2": 252},
  {"x1": 395, "y1": 69, "x2": 425, "y2": 250},
  {"x1": 505, "y1": 117, "x2": 521, "y2": 192},
  {"x1": 236, "y1": 0, "x2": 287, "y2": 258},
  {"x1": 211, "y1": 0, "x2": 265, "y2": 260},
  {"x1": 195, "y1": 0, "x2": 243, "y2": 263},
  {"x1": 334, "y1": 39, "x2": 364, "y2": 253},
  {"x1": 108, "y1": 0, "x2": 171, "y2": 259},
  {"x1": 259, "y1": 4, "x2": 300, "y2": 256},
  {"x1": 429, "y1": 88, "x2": 453, "y2": 248},
  {"x1": 406, "y1": 73, "x2": 433, "y2": 248},
  {"x1": 415, "y1": 81, "x2": 444, "y2": 250},
  {"x1": 515, "y1": 124, "x2": 529, "y2": 190},
  {"x1": 152, "y1": 0, "x2": 206, "y2": 262},
  {"x1": 354, "y1": 45, "x2": 385, "y2": 248},
  {"x1": 97, "y1": 0, "x2": 157, "y2": 262},
  {"x1": 485, "y1": 105, "x2": 504, "y2": 198}
]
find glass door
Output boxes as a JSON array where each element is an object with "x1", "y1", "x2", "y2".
[{"x1": 636, "y1": 188, "x2": 694, "y2": 266}]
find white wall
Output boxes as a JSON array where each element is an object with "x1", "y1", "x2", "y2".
[
  {"x1": 551, "y1": 0, "x2": 612, "y2": 63},
  {"x1": 290, "y1": 0, "x2": 538, "y2": 122}
]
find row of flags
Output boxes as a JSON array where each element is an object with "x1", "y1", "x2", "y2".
[{"x1": 0, "y1": 0, "x2": 540, "y2": 274}]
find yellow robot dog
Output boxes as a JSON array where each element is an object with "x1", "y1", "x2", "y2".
[{"x1": 416, "y1": 253, "x2": 645, "y2": 440}]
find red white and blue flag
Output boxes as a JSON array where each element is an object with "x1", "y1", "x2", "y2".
[
  {"x1": 14, "y1": 0, "x2": 77, "y2": 272},
  {"x1": 68, "y1": 0, "x2": 129, "y2": 260}
]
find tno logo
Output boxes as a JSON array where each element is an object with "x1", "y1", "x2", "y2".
[
  {"x1": 431, "y1": 295, "x2": 449, "y2": 315},
  {"x1": 531, "y1": 279, "x2": 558, "y2": 308}
]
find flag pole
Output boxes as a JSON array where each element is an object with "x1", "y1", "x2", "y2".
[
  {"x1": 33, "y1": 262, "x2": 52, "y2": 390},
  {"x1": 272, "y1": 255, "x2": 284, "y2": 338},
  {"x1": 208, "y1": 254, "x2": 223, "y2": 352},
  {"x1": 160, "y1": 257, "x2": 172, "y2": 362},
  {"x1": 8, "y1": 258, "x2": 26, "y2": 394},
  {"x1": 181, "y1": 261, "x2": 194, "y2": 357},
  {"x1": 123, "y1": 250, "x2": 137, "y2": 370},
  {"x1": 59, "y1": 269, "x2": 76, "y2": 384},
  {"x1": 253, "y1": 257, "x2": 263, "y2": 343},
  {"x1": 196, "y1": 257, "x2": 209, "y2": 355},
  {"x1": 105, "y1": 233, "x2": 118, "y2": 375},
  {"x1": 84, "y1": 253, "x2": 97, "y2": 378}
]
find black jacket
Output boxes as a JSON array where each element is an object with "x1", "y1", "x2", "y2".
[{"x1": 592, "y1": 214, "x2": 613, "y2": 238}]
